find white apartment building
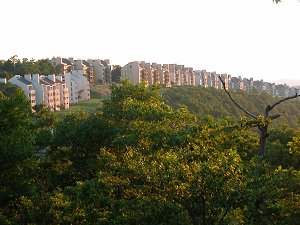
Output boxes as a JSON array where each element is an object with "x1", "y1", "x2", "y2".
[
  {"x1": 64, "y1": 70, "x2": 90, "y2": 104},
  {"x1": 8, "y1": 75, "x2": 36, "y2": 107}
]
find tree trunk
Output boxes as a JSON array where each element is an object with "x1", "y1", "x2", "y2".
[{"x1": 258, "y1": 125, "x2": 268, "y2": 158}]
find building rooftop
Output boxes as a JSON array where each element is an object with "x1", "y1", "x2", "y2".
[
  {"x1": 82, "y1": 60, "x2": 93, "y2": 67},
  {"x1": 62, "y1": 58, "x2": 72, "y2": 65},
  {"x1": 18, "y1": 77, "x2": 32, "y2": 85},
  {"x1": 42, "y1": 77, "x2": 55, "y2": 84},
  {"x1": 100, "y1": 60, "x2": 108, "y2": 66},
  {"x1": 39, "y1": 78, "x2": 51, "y2": 85}
]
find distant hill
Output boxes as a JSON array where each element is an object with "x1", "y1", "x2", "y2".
[
  {"x1": 163, "y1": 86, "x2": 300, "y2": 128},
  {"x1": 270, "y1": 79, "x2": 300, "y2": 87}
]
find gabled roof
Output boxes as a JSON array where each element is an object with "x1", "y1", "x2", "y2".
[
  {"x1": 18, "y1": 77, "x2": 32, "y2": 85},
  {"x1": 62, "y1": 58, "x2": 72, "y2": 65},
  {"x1": 39, "y1": 78, "x2": 52, "y2": 85},
  {"x1": 42, "y1": 78, "x2": 55, "y2": 84}
]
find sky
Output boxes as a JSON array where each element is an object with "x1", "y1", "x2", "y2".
[{"x1": 1, "y1": 0, "x2": 300, "y2": 82}]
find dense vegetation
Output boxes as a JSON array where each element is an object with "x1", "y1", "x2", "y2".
[
  {"x1": 0, "y1": 56, "x2": 58, "y2": 79},
  {"x1": 1, "y1": 81, "x2": 300, "y2": 224},
  {"x1": 163, "y1": 86, "x2": 300, "y2": 128}
]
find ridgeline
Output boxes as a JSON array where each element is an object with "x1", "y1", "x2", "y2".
[{"x1": 163, "y1": 86, "x2": 300, "y2": 128}]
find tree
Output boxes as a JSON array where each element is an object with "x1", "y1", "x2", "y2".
[
  {"x1": 0, "y1": 82, "x2": 19, "y2": 95},
  {"x1": 111, "y1": 65, "x2": 121, "y2": 83},
  {"x1": 55, "y1": 64, "x2": 64, "y2": 75},
  {"x1": 0, "y1": 90, "x2": 39, "y2": 222},
  {"x1": 218, "y1": 76, "x2": 299, "y2": 158},
  {"x1": 23, "y1": 58, "x2": 40, "y2": 74},
  {"x1": 44, "y1": 82, "x2": 254, "y2": 224},
  {"x1": 36, "y1": 59, "x2": 55, "y2": 75},
  {"x1": 31, "y1": 104, "x2": 58, "y2": 148}
]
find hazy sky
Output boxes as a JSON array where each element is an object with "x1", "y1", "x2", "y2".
[{"x1": 1, "y1": 0, "x2": 300, "y2": 81}]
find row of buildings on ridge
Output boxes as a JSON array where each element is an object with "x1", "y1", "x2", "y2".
[
  {"x1": 1, "y1": 58, "x2": 298, "y2": 112},
  {"x1": 121, "y1": 61, "x2": 299, "y2": 97}
]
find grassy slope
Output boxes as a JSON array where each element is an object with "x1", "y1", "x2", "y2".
[{"x1": 53, "y1": 85, "x2": 111, "y2": 118}]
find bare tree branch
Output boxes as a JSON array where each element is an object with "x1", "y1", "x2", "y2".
[
  {"x1": 268, "y1": 94, "x2": 298, "y2": 112},
  {"x1": 269, "y1": 111, "x2": 285, "y2": 120},
  {"x1": 218, "y1": 76, "x2": 258, "y2": 119}
]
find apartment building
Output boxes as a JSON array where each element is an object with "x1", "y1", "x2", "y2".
[
  {"x1": 70, "y1": 59, "x2": 95, "y2": 86},
  {"x1": 22, "y1": 74, "x2": 70, "y2": 111},
  {"x1": 121, "y1": 61, "x2": 172, "y2": 86},
  {"x1": 218, "y1": 74, "x2": 230, "y2": 90},
  {"x1": 8, "y1": 75, "x2": 36, "y2": 107},
  {"x1": 164, "y1": 64, "x2": 177, "y2": 86},
  {"x1": 64, "y1": 70, "x2": 90, "y2": 103},
  {"x1": 229, "y1": 76, "x2": 244, "y2": 91},
  {"x1": 162, "y1": 64, "x2": 171, "y2": 87},
  {"x1": 47, "y1": 75, "x2": 70, "y2": 110},
  {"x1": 242, "y1": 78, "x2": 254, "y2": 91},
  {"x1": 87, "y1": 59, "x2": 111, "y2": 84},
  {"x1": 275, "y1": 84, "x2": 289, "y2": 97},
  {"x1": 188, "y1": 67, "x2": 195, "y2": 86},
  {"x1": 51, "y1": 57, "x2": 74, "y2": 74},
  {"x1": 121, "y1": 61, "x2": 148, "y2": 85}
]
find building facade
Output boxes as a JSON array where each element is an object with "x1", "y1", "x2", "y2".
[
  {"x1": 64, "y1": 70, "x2": 90, "y2": 104},
  {"x1": 8, "y1": 75, "x2": 36, "y2": 107}
]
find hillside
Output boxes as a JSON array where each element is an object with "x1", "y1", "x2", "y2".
[{"x1": 163, "y1": 86, "x2": 300, "y2": 128}]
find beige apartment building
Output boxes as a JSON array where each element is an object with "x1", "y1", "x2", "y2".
[
  {"x1": 51, "y1": 57, "x2": 74, "y2": 75},
  {"x1": 121, "y1": 61, "x2": 172, "y2": 86},
  {"x1": 69, "y1": 58, "x2": 95, "y2": 86},
  {"x1": 121, "y1": 61, "x2": 147, "y2": 85},
  {"x1": 87, "y1": 59, "x2": 111, "y2": 84},
  {"x1": 8, "y1": 74, "x2": 70, "y2": 111}
]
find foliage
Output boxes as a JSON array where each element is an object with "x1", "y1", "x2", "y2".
[
  {"x1": 111, "y1": 65, "x2": 121, "y2": 83},
  {"x1": 0, "y1": 56, "x2": 56, "y2": 80},
  {"x1": 0, "y1": 90, "x2": 39, "y2": 222},
  {"x1": 0, "y1": 82, "x2": 19, "y2": 96},
  {"x1": 1, "y1": 81, "x2": 300, "y2": 224},
  {"x1": 31, "y1": 104, "x2": 58, "y2": 148}
]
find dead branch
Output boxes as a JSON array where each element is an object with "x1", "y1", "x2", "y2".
[
  {"x1": 218, "y1": 76, "x2": 258, "y2": 119},
  {"x1": 269, "y1": 111, "x2": 285, "y2": 120},
  {"x1": 268, "y1": 94, "x2": 298, "y2": 112}
]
